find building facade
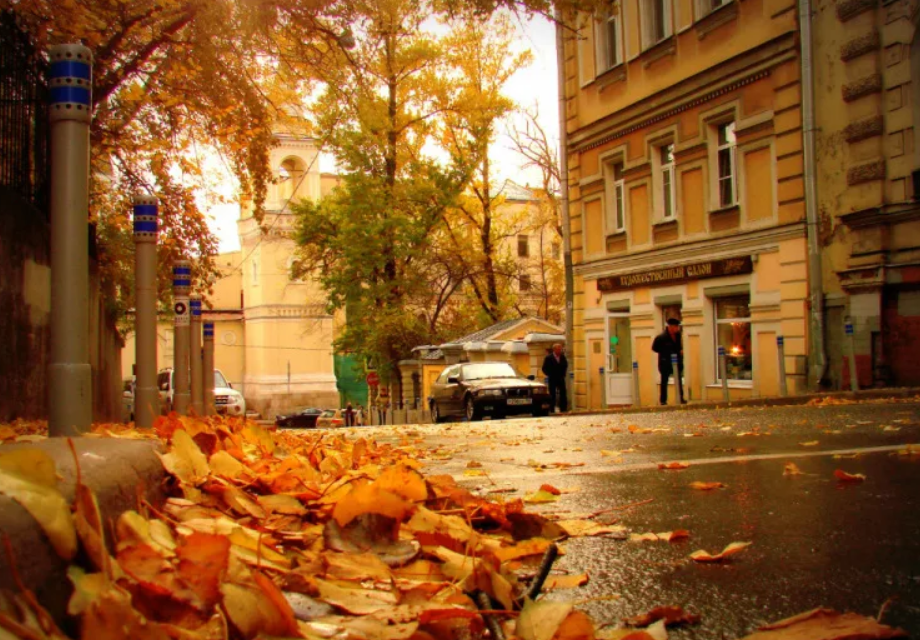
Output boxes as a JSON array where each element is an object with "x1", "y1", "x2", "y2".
[
  {"x1": 562, "y1": 0, "x2": 812, "y2": 408},
  {"x1": 122, "y1": 133, "x2": 342, "y2": 417},
  {"x1": 813, "y1": 0, "x2": 920, "y2": 389}
]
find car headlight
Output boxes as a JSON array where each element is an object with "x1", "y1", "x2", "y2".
[
  {"x1": 476, "y1": 389, "x2": 503, "y2": 397},
  {"x1": 228, "y1": 392, "x2": 243, "y2": 405}
]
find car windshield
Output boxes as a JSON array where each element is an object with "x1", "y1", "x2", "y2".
[
  {"x1": 321, "y1": 410, "x2": 336, "y2": 417},
  {"x1": 462, "y1": 363, "x2": 518, "y2": 380},
  {"x1": 214, "y1": 371, "x2": 228, "y2": 388}
]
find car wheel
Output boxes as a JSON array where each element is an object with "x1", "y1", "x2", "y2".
[
  {"x1": 431, "y1": 402, "x2": 443, "y2": 424},
  {"x1": 465, "y1": 396, "x2": 481, "y2": 422}
]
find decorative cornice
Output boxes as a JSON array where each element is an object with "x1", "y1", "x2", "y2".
[
  {"x1": 839, "y1": 201, "x2": 920, "y2": 228},
  {"x1": 842, "y1": 74, "x2": 883, "y2": 102},
  {"x1": 836, "y1": 0, "x2": 878, "y2": 22},
  {"x1": 575, "y1": 222, "x2": 805, "y2": 278},
  {"x1": 844, "y1": 115, "x2": 884, "y2": 143},
  {"x1": 840, "y1": 31, "x2": 880, "y2": 61},
  {"x1": 846, "y1": 159, "x2": 886, "y2": 185}
]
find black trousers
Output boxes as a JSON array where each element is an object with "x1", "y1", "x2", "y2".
[
  {"x1": 548, "y1": 377, "x2": 568, "y2": 412},
  {"x1": 659, "y1": 368, "x2": 684, "y2": 404}
]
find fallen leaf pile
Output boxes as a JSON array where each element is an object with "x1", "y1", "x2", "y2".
[{"x1": 0, "y1": 415, "x2": 638, "y2": 640}]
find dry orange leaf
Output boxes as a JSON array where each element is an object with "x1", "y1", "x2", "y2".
[
  {"x1": 783, "y1": 463, "x2": 803, "y2": 476},
  {"x1": 540, "y1": 483, "x2": 562, "y2": 495},
  {"x1": 738, "y1": 607, "x2": 907, "y2": 639},
  {"x1": 553, "y1": 610, "x2": 597, "y2": 639},
  {"x1": 690, "y1": 541, "x2": 752, "y2": 563},
  {"x1": 658, "y1": 462, "x2": 689, "y2": 470},
  {"x1": 176, "y1": 532, "x2": 230, "y2": 610},
  {"x1": 833, "y1": 469, "x2": 866, "y2": 483},
  {"x1": 544, "y1": 573, "x2": 589, "y2": 590},
  {"x1": 689, "y1": 481, "x2": 725, "y2": 490},
  {"x1": 624, "y1": 605, "x2": 701, "y2": 627},
  {"x1": 798, "y1": 441, "x2": 819, "y2": 447},
  {"x1": 332, "y1": 483, "x2": 413, "y2": 527}
]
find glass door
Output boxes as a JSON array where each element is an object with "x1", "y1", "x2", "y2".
[{"x1": 606, "y1": 314, "x2": 633, "y2": 404}]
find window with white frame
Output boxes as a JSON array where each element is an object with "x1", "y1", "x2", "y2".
[
  {"x1": 659, "y1": 144, "x2": 676, "y2": 219},
  {"x1": 595, "y1": 5, "x2": 623, "y2": 72},
  {"x1": 606, "y1": 162, "x2": 627, "y2": 233},
  {"x1": 641, "y1": 0, "x2": 672, "y2": 49},
  {"x1": 716, "y1": 122, "x2": 737, "y2": 208},
  {"x1": 714, "y1": 295, "x2": 752, "y2": 382}
]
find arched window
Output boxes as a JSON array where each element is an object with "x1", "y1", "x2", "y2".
[{"x1": 277, "y1": 156, "x2": 306, "y2": 205}]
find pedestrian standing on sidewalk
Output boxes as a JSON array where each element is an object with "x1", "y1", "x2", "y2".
[
  {"x1": 542, "y1": 343, "x2": 569, "y2": 413},
  {"x1": 344, "y1": 402, "x2": 355, "y2": 427},
  {"x1": 652, "y1": 317, "x2": 686, "y2": 405},
  {"x1": 355, "y1": 405, "x2": 364, "y2": 426}
]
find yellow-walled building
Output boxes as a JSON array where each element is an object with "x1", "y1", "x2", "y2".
[
  {"x1": 812, "y1": 0, "x2": 920, "y2": 389},
  {"x1": 561, "y1": 0, "x2": 811, "y2": 408},
  {"x1": 122, "y1": 133, "x2": 341, "y2": 417}
]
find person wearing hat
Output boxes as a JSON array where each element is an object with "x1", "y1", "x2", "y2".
[{"x1": 652, "y1": 317, "x2": 686, "y2": 405}]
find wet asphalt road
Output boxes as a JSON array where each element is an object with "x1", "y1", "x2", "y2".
[{"x1": 315, "y1": 398, "x2": 920, "y2": 638}]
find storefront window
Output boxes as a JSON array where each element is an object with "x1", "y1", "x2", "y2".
[{"x1": 714, "y1": 295, "x2": 752, "y2": 382}]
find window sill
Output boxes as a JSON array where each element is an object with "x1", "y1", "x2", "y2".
[
  {"x1": 652, "y1": 217, "x2": 678, "y2": 229},
  {"x1": 696, "y1": 1, "x2": 738, "y2": 40},
  {"x1": 709, "y1": 203, "x2": 740, "y2": 216},
  {"x1": 596, "y1": 64, "x2": 627, "y2": 92},
  {"x1": 641, "y1": 36, "x2": 676, "y2": 69},
  {"x1": 606, "y1": 229, "x2": 627, "y2": 240},
  {"x1": 707, "y1": 381, "x2": 753, "y2": 389}
]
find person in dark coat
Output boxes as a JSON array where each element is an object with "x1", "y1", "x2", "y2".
[
  {"x1": 542, "y1": 343, "x2": 569, "y2": 413},
  {"x1": 652, "y1": 317, "x2": 686, "y2": 405}
]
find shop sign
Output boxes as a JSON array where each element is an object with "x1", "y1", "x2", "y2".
[{"x1": 596, "y1": 256, "x2": 753, "y2": 292}]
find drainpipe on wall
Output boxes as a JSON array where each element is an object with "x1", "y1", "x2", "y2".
[
  {"x1": 556, "y1": 9, "x2": 576, "y2": 411},
  {"x1": 799, "y1": 0, "x2": 828, "y2": 390}
]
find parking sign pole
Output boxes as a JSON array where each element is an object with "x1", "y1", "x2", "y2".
[
  {"x1": 172, "y1": 260, "x2": 191, "y2": 414},
  {"x1": 203, "y1": 322, "x2": 215, "y2": 415},
  {"x1": 777, "y1": 335, "x2": 788, "y2": 397},
  {"x1": 845, "y1": 319, "x2": 858, "y2": 392},
  {"x1": 632, "y1": 361, "x2": 641, "y2": 408},
  {"x1": 719, "y1": 346, "x2": 730, "y2": 402},
  {"x1": 48, "y1": 44, "x2": 93, "y2": 436},
  {"x1": 133, "y1": 193, "x2": 158, "y2": 427},
  {"x1": 190, "y1": 296, "x2": 203, "y2": 416}
]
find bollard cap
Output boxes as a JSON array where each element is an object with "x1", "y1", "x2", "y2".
[
  {"x1": 173, "y1": 260, "x2": 192, "y2": 293},
  {"x1": 132, "y1": 193, "x2": 158, "y2": 241},
  {"x1": 718, "y1": 346, "x2": 726, "y2": 356},
  {"x1": 49, "y1": 45, "x2": 92, "y2": 123},
  {"x1": 189, "y1": 296, "x2": 202, "y2": 321}
]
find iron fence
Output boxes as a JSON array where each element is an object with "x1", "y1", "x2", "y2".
[{"x1": 0, "y1": 10, "x2": 49, "y2": 218}]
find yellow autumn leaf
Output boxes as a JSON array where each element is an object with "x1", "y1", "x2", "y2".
[
  {"x1": 690, "y1": 541, "x2": 752, "y2": 562},
  {"x1": 158, "y1": 429, "x2": 210, "y2": 486},
  {"x1": 524, "y1": 489, "x2": 559, "y2": 504},
  {"x1": 517, "y1": 599, "x2": 574, "y2": 640},
  {"x1": 0, "y1": 448, "x2": 76, "y2": 560}
]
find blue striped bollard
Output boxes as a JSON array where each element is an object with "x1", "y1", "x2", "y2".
[
  {"x1": 172, "y1": 260, "x2": 192, "y2": 414},
  {"x1": 133, "y1": 194, "x2": 158, "y2": 427}
]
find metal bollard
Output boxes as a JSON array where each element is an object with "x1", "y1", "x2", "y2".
[
  {"x1": 133, "y1": 193, "x2": 158, "y2": 427},
  {"x1": 777, "y1": 335, "x2": 788, "y2": 397},
  {"x1": 172, "y1": 260, "x2": 191, "y2": 414},
  {"x1": 48, "y1": 44, "x2": 93, "y2": 436},
  {"x1": 670, "y1": 354, "x2": 679, "y2": 405},
  {"x1": 718, "y1": 346, "x2": 730, "y2": 402},
  {"x1": 190, "y1": 296, "x2": 203, "y2": 416},
  {"x1": 599, "y1": 367, "x2": 606, "y2": 407},
  {"x1": 632, "y1": 361, "x2": 641, "y2": 407},
  {"x1": 203, "y1": 322, "x2": 215, "y2": 415},
  {"x1": 845, "y1": 320, "x2": 858, "y2": 392}
]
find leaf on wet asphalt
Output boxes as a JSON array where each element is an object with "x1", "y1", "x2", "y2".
[
  {"x1": 600, "y1": 620, "x2": 668, "y2": 640},
  {"x1": 629, "y1": 530, "x2": 689, "y2": 543},
  {"x1": 798, "y1": 441, "x2": 819, "y2": 447},
  {"x1": 494, "y1": 537, "x2": 554, "y2": 563},
  {"x1": 833, "y1": 469, "x2": 866, "y2": 483},
  {"x1": 466, "y1": 460, "x2": 483, "y2": 468},
  {"x1": 657, "y1": 462, "x2": 689, "y2": 470},
  {"x1": 783, "y1": 463, "x2": 804, "y2": 476},
  {"x1": 0, "y1": 447, "x2": 77, "y2": 560},
  {"x1": 544, "y1": 573, "x2": 589, "y2": 590},
  {"x1": 516, "y1": 599, "x2": 574, "y2": 640},
  {"x1": 553, "y1": 610, "x2": 598, "y2": 639},
  {"x1": 540, "y1": 484, "x2": 562, "y2": 495},
  {"x1": 737, "y1": 607, "x2": 908, "y2": 639},
  {"x1": 464, "y1": 469, "x2": 488, "y2": 476},
  {"x1": 628, "y1": 425, "x2": 653, "y2": 434},
  {"x1": 331, "y1": 482, "x2": 414, "y2": 527},
  {"x1": 624, "y1": 605, "x2": 701, "y2": 627},
  {"x1": 896, "y1": 443, "x2": 919, "y2": 456},
  {"x1": 690, "y1": 541, "x2": 752, "y2": 562},
  {"x1": 221, "y1": 571, "x2": 300, "y2": 638},
  {"x1": 689, "y1": 481, "x2": 725, "y2": 490},
  {"x1": 324, "y1": 514, "x2": 420, "y2": 567},
  {"x1": 525, "y1": 489, "x2": 559, "y2": 504},
  {"x1": 314, "y1": 577, "x2": 400, "y2": 615},
  {"x1": 557, "y1": 520, "x2": 627, "y2": 538},
  {"x1": 881, "y1": 426, "x2": 900, "y2": 432}
]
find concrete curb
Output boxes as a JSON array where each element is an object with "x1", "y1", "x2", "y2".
[
  {"x1": 562, "y1": 386, "x2": 920, "y2": 417},
  {"x1": 0, "y1": 437, "x2": 167, "y2": 627}
]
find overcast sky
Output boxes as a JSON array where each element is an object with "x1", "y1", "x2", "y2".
[{"x1": 206, "y1": 14, "x2": 560, "y2": 254}]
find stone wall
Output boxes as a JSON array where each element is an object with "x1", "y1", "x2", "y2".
[{"x1": 0, "y1": 187, "x2": 123, "y2": 422}]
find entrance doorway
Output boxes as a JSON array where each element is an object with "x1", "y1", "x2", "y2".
[{"x1": 606, "y1": 314, "x2": 633, "y2": 404}]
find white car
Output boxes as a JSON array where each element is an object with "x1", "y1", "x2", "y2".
[{"x1": 156, "y1": 368, "x2": 246, "y2": 416}]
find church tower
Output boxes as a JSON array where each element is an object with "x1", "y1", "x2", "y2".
[{"x1": 235, "y1": 132, "x2": 338, "y2": 416}]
